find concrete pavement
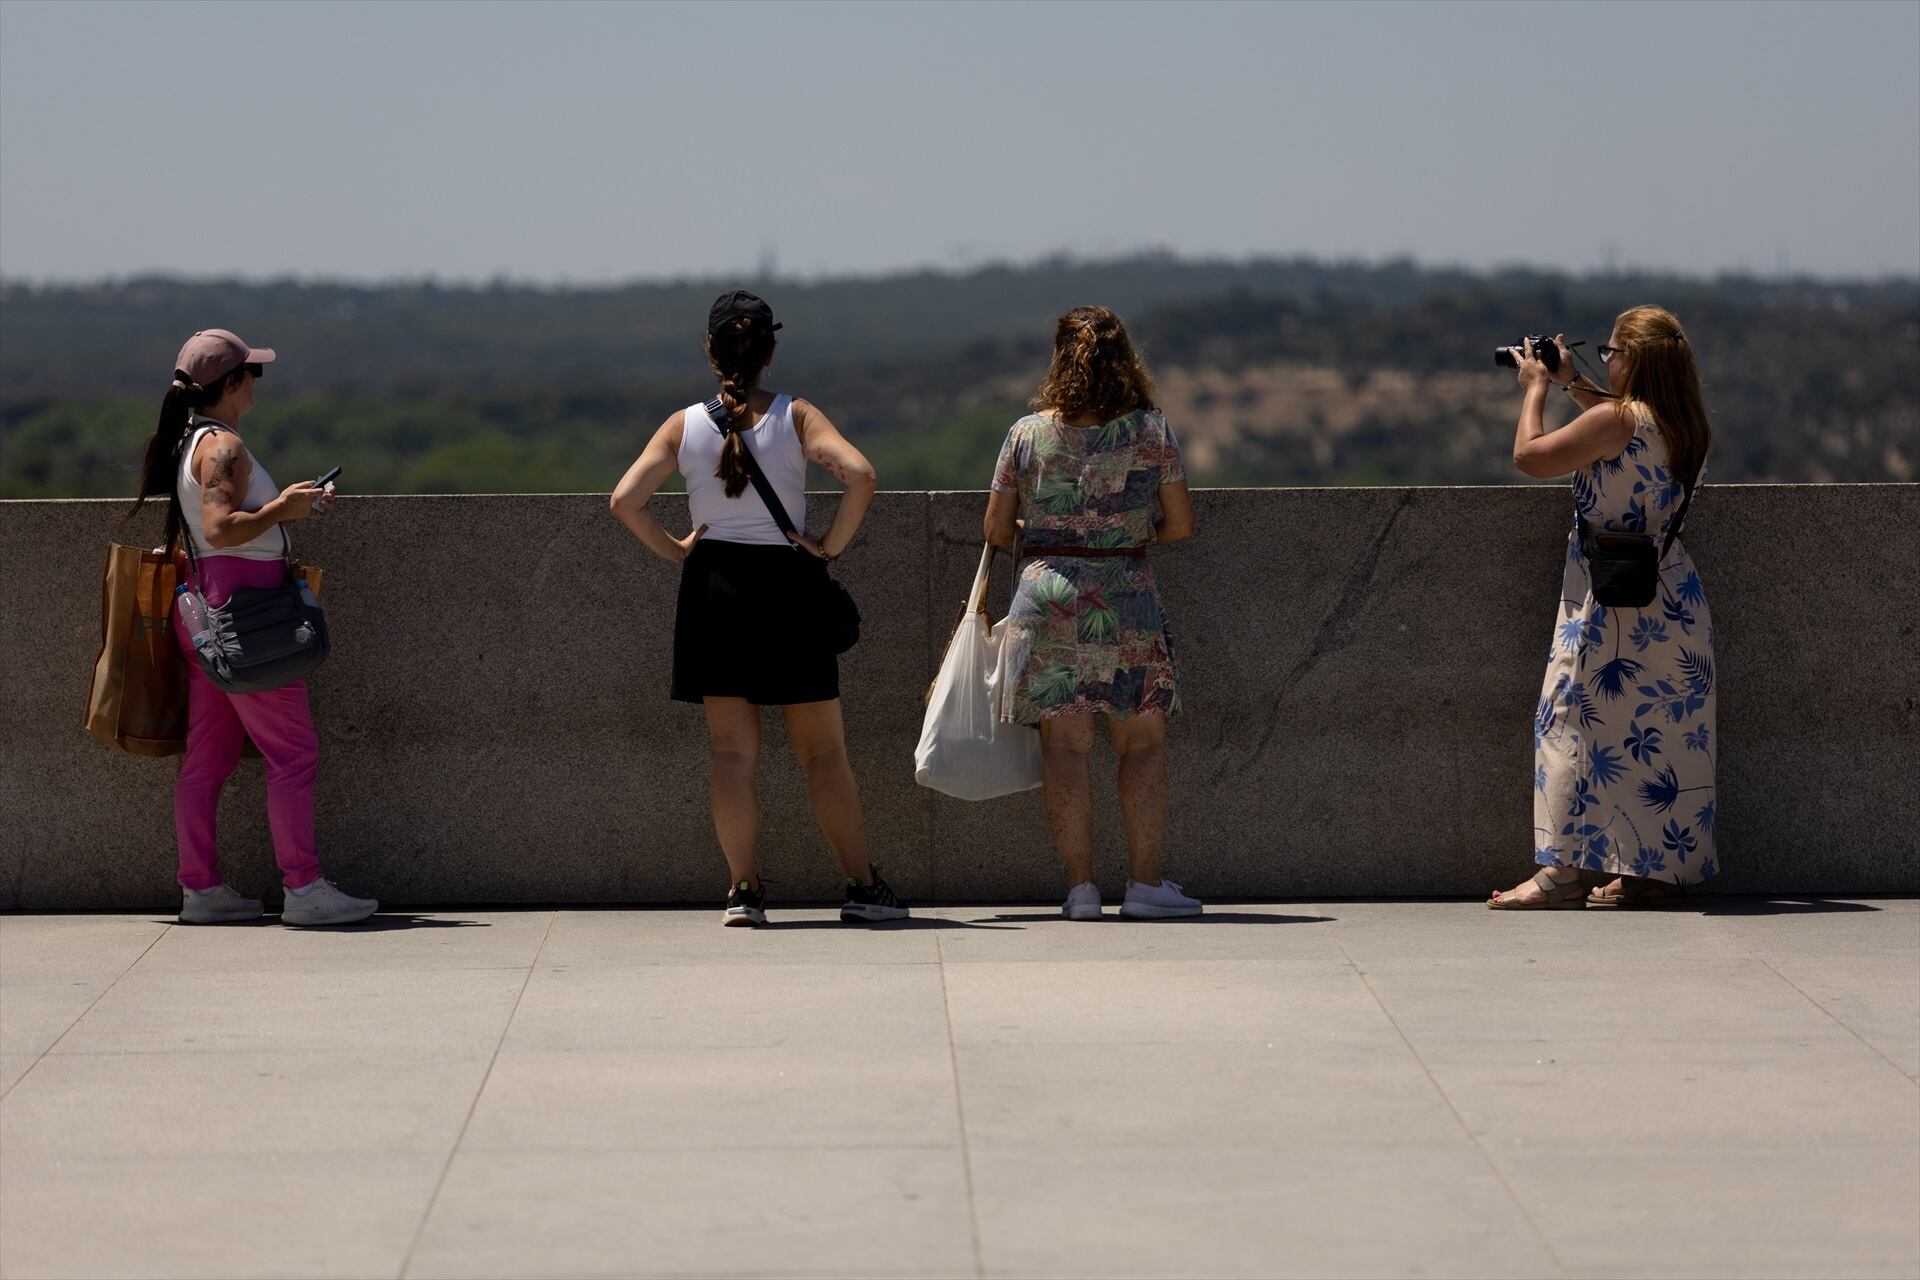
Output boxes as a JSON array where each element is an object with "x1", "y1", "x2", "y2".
[{"x1": 2, "y1": 900, "x2": 1916, "y2": 1279}]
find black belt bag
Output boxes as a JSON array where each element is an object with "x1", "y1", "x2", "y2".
[
  {"x1": 1579, "y1": 480, "x2": 1694, "y2": 609},
  {"x1": 704, "y1": 397, "x2": 860, "y2": 655},
  {"x1": 794, "y1": 552, "x2": 860, "y2": 656}
]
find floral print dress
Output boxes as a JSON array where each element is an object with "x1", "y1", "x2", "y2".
[
  {"x1": 1535, "y1": 405, "x2": 1718, "y2": 886},
  {"x1": 991, "y1": 408, "x2": 1185, "y2": 725}
]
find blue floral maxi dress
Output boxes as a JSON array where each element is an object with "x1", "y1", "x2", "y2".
[
  {"x1": 1535, "y1": 405, "x2": 1718, "y2": 885},
  {"x1": 992, "y1": 409, "x2": 1185, "y2": 724}
]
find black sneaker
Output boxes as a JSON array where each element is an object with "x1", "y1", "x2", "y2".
[
  {"x1": 841, "y1": 866, "x2": 910, "y2": 923},
  {"x1": 723, "y1": 880, "x2": 766, "y2": 927}
]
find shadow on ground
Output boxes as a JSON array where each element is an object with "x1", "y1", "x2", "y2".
[
  {"x1": 756, "y1": 917, "x2": 1023, "y2": 931},
  {"x1": 153, "y1": 913, "x2": 493, "y2": 932},
  {"x1": 977, "y1": 911, "x2": 1329, "y2": 925},
  {"x1": 1692, "y1": 897, "x2": 1886, "y2": 915}
]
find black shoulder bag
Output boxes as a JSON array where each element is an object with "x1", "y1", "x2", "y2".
[
  {"x1": 705, "y1": 397, "x2": 861, "y2": 655},
  {"x1": 1579, "y1": 479, "x2": 1695, "y2": 609},
  {"x1": 173, "y1": 426, "x2": 331, "y2": 693}
]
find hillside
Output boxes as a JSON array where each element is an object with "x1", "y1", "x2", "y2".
[{"x1": 1, "y1": 256, "x2": 1914, "y2": 497}]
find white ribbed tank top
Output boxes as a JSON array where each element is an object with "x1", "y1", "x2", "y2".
[
  {"x1": 679, "y1": 394, "x2": 806, "y2": 546},
  {"x1": 176, "y1": 418, "x2": 287, "y2": 561}
]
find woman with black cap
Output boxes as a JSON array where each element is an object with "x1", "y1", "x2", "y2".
[{"x1": 610, "y1": 291, "x2": 906, "y2": 926}]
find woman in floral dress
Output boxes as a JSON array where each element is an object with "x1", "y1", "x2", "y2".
[
  {"x1": 983, "y1": 306, "x2": 1200, "y2": 920},
  {"x1": 1492, "y1": 305, "x2": 1718, "y2": 909}
]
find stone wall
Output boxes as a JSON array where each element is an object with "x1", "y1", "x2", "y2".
[{"x1": 3, "y1": 485, "x2": 1914, "y2": 908}]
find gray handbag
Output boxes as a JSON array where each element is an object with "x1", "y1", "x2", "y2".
[{"x1": 172, "y1": 435, "x2": 331, "y2": 695}]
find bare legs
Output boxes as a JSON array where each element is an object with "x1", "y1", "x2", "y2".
[
  {"x1": 1112, "y1": 713, "x2": 1169, "y2": 883},
  {"x1": 701, "y1": 697, "x2": 875, "y2": 889},
  {"x1": 703, "y1": 698, "x2": 762, "y2": 889},
  {"x1": 1039, "y1": 717, "x2": 1096, "y2": 886},
  {"x1": 1039, "y1": 711, "x2": 1170, "y2": 889},
  {"x1": 781, "y1": 699, "x2": 875, "y2": 885}
]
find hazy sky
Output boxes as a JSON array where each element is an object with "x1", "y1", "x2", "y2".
[{"x1": 2, "y1": 0, "x2": 1916, "y2": 283}]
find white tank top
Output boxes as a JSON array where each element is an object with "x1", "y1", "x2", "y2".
[
  {"x1": 176, "y1": 418, "x2": 287, "y2": 561},
  {"x1": 679, "y1": 394, "x2": 806, "y2": 546}
]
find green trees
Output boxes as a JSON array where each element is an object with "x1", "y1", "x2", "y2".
[{"x1": 2, "y1": 258, "x2": 1912, "y2": 497}]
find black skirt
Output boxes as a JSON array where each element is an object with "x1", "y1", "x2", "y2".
[{"x1": 671, "y1": 539, "x2": 839, "y2": 705}]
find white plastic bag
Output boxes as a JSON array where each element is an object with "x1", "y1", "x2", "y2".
[{"x1": 914, "y1": 545, "x2": 1043, "y2": 800}]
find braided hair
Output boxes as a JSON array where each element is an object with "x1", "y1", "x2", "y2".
[{"x1": 705, "y1": 315, "x2": 778, "y2": 498}]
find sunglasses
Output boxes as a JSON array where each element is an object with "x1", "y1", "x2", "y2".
[
  {"x1": 243, "y1": 362, "x2": 265, "y2": 378},
  {"x1": 1597, "y1": 345, "x2": 1625, "y2": 360}
]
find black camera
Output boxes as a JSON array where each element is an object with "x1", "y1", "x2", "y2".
[{"x1": 1494, "y1": 337, "x2": 1561, "y2": 373}]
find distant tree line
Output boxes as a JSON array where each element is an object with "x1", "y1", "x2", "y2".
[{"x1": 1, "y1": 255, "x2": 1913, "y2": 498}]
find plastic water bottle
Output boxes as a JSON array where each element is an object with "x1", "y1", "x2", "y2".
[
  {"x1": 292, "y1": 578, "x2": 319, "y2": 646},
  {"x1": 174, "y1": 585, "x2": 211, "y2": 652}
]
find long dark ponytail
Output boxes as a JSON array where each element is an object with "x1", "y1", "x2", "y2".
[
  {"x1": 126, "y1": 369, "x2": 238, "y2": 554},
  {"x1": 705, "y1": 316, "x2": 777, "y2": 499}
]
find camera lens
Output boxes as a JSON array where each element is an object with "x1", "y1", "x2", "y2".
[{"x1": 1494, "y1": 338, "x2": 1560, "y2": 372}]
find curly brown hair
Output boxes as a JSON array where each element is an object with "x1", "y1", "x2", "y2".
[{"x1": 1031, "y1": 305, "x2": 1156, "y2": 423}]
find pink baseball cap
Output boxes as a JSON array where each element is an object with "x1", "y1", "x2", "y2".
[{"x1": 173, "y1": 328, "x2": 275, "y2": 389}]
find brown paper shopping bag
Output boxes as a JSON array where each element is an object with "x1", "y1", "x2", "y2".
[{"x1": 83, "y1": 544, "x2": 189, "y2": 756}]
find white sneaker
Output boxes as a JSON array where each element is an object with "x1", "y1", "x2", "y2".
[
  {"x1": 1120, "y1": 878, "x2": 1203, "y2": 919},
  {"x1": 1062, "y1": 881, "x2": 1103, "y2": 921},
  {"x1": 280, "y1": 878, "x2": 378, "y2": 927},
  {"x1": 178, "y1": 884, "x2": 264, "y2": 925}
]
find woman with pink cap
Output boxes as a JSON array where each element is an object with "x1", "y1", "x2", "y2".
[{"x1": 127, "y1": 329, "x2": 378, "y2": 926}]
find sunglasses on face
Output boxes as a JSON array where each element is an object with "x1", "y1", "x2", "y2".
[
  {"x1": 244, "y1": 362, "x2": 265, "y2": 379},
  {"x1": 1597, "y1": 345, "x2": 1625, "y2": 360}
]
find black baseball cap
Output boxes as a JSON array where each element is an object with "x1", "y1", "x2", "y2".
[{"x1": 707, "y1": 289, "x2": 782, "y2": 338}]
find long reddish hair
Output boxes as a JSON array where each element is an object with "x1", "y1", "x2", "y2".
[{"x1": 1611, "y1": 304, "x2": 1712, "y2": 487}]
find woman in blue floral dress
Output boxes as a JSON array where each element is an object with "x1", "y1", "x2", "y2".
[
  {"x1": 984, "y1": 306, "x2": 1199, "y2": 921},
  {"x1": 1492, "y1": 305, "x2": 1718, "y2": 909}
]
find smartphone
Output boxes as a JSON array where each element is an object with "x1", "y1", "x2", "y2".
[{"x1": 315, "y1": 466, "x2": 342, "y2": 487}]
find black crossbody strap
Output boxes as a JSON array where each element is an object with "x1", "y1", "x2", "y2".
[
  {"x1": 1658, "y1": 478, "x2": 1695, "y2": 565},
  {"x1": 704, "y1": 396, "x2": 803, "y2": 545},
  {"x1": 172, "y1": 423, "x2": 214, "y2": 587},
  {"x1": 1632, "y1": 402, "x2": 1695, "y2": 567},
  {"x1": 172, "y1": 422, "x2": 293, "y2": 587}
]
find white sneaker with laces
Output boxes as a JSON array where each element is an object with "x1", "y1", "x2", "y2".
[
  {"x1": 178, "y1": 884, "x2": 265, "y2": 925},
  {"x1": 1062, "y1": 881, "x2": 1102, "y2": 921},
  {"x1": 1120, "y1": 878, "x2": 1203, "y2": 919},
  {"x1": 280, "y1": 878, "x2": 378, "y2": 927}
]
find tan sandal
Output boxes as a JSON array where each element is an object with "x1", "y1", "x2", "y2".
[
  {"x1": 1588, "y1": 877, "x2": 1680, "y2": 908},
  {"x1": 1487, "y1": 868, "x2": 1591, "y2": 910}
]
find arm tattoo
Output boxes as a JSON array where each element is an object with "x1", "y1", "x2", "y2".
[{"x1": 202, "y1": 447, "x2": 242, "y2": 513}]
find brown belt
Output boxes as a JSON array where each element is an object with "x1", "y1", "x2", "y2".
[{"x1": 1019, "y1": 545, "x2": 1148, "y2": 560}]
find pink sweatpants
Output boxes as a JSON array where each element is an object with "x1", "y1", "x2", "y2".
[{"x1": 173, "y1": 554, "x2": 322, "y2": 892}]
